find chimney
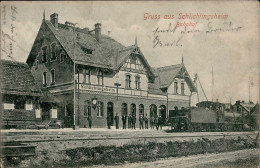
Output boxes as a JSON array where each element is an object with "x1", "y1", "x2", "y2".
[
  {"x1": 50, "y1": 13, "x2": 58, "y2": 28},
  {"x1": 95, "y1": 23, "x2": 101, "y2": 42}
]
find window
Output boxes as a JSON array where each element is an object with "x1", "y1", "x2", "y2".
[
  {"x1": 51, "y1": 69, "x2": 55, "y2": 85},
  {"x1": 42, "y1": 47, "x2": 47, "y2": 63},
  {"x1": 14, "y1": 97, "x2": 26, "y2": 109},
  {"x1": 97, "y1": 70, "x2": 103, "y2": 85},
  {"x1": 60, "y1": 51, "x2": 65, "y2": 62},
  {"x1": 43, "y1": 72, "x2": 47, "y2": 86},
  {"x1": 135, "y1": 76, "x2": 141, "y2": 90},
  {"x1": 181, "y1": 82, "x2": 185, "y2": 95},
  {"x1": 125, "y1": 74, "x2": 131, "y2": 88},
  {"x1": 51, "y1": 43, "x2": 57, "y2": 61},
  {"x1": 84, "y1": 100, "x2": 91, "y2": 116},
  {"x1": 97, "y1": 101, "x2": 104, "y2": 117},
  {"x1": 35, "y1": 59, "x2": 38, "y2": 70},
  {"x1": 83, "y1": 69, "x2": 91, "y2": 83},
  {"x1": 121, "y1": 103, "x2": 127, "y2": 116},
  {"x1": 174, "y1": 81, "x2": 178, "y2": 94},
  {"x1": 4, "y1": 95, "x2": 13, "y2": 104},
  {"x1": 139, "y1": 104, "x2": 144, "y2": 116}
]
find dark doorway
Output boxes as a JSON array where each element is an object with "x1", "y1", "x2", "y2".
[
  {"x1": 64, "y1": 104, "x2": 74, "y2": 128},
  {"x1": 130, "y1": 103, "x2": 136, "y2": 118},
  {"x1": 107, "y1": 102, "x2": 114, "y2": 126},
  {"x1": 41, "y1": 102, "x2": 52, "y2": 121},
  {"x1": 159, "y1": 105, "x2": 167, "y2": 124},
  {"x1": 150, "y1": 104, "x2": 157, "y2": 117}
]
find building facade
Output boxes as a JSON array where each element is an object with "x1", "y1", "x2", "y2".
[
  {"x1": 26, "y1": 13, "x2": 197, "y2": 128},
  {"x1": 1, "y1": 60, "x2": 60, "y2": 128}
]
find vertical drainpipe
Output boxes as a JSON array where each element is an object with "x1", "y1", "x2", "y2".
[
  {"x1": 78, "y1": 69, "x2": 80, "y2": 126},
  {"x1": 166, "y1": 92, "x2": 169, "y2": 119}
]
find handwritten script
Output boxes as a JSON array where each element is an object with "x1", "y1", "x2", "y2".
[
  {"x1": 152, "y1": 21, "x2": 242, "y2": 48},
  {"x1": 1, "y1": 5, "x2": 18, "y2": 59}
]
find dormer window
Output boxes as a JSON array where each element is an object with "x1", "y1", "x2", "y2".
[
  {"x1": 51, "y1": 43, "x2": 57, "y2": 61},
  {"x1": 81, "y1": 46, "x2": 93, "y2": 54},
  {"x1": 42, "y1": 47, "x2": 47, "y2": 63}
]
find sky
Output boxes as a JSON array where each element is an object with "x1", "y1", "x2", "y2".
[{"x1": 1, "y1": 1, "x2": 259, "y2": 105}]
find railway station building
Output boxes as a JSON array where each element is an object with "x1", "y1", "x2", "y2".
[
  {"x1": 26, "y1": 13, "x2": 197, "y2": 128},
  {"x1": 1, "y1": 60, "x2": 60, "y2": 128}
]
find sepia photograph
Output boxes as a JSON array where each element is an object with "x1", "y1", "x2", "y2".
[{"x1": 0, "y1": 1, "x2": 259, "y2": 168}]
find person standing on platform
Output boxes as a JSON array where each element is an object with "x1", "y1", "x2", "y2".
[
  {"x1": 128, "y1": 114, "x2": 132, "y2": 129},
  {"x1": 122, "y1": 114, "x2": 127, "y2": 129},
  {"x1": 139, "y1": 114, "x2": 144, "y2": 130},
  {"x1": 150, "y1": 115, "x2": 154, "y2": 129},
  {"x1": 132, "y1": 115, "x2": 136, "y2": 129},
  {"x1": 158, "y1": 115, "x2": 163, "y2": 130},
  {"x1": 155, "y1": 115, "x2": 159, "y2": 130},
  {"x1": 107, "y1": 114, "x2": 111, "y2": 129},
  {"x1": 88, "y1": 115, "x2": 92, "y2": 129},
  {"x1": 144, "y1": 113, "x2": 149, "y2": 129},
  {"x1": 114, "y1": 113, "x2": 119, "y2": 129}
]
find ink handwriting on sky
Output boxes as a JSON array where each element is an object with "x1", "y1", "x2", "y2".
[{"x1": 152, "y1": 21, "x2": 242, "y2": 48}]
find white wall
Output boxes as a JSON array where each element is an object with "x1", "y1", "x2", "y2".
[
  {"x1": 77, "y1": 70, "x2": 148, "y2": 91},
  {"x1": 168, "y1": 78, "x2": 191, "y2": 95},
  {"x1": 3, "y1": 103, "x2": 14, "y2": 110}
]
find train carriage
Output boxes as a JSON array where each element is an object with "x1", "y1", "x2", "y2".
[{"x1": 167, "y1": 101, "x2": 245, "y2": 132}]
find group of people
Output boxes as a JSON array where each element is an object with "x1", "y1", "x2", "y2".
[{"x1": 107, "y1": 113, "x2": 165, "y2": 130}]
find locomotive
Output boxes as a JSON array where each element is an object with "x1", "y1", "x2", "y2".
[{"x1": 167, "y1": 101, "x2": 248, "y2": 132}]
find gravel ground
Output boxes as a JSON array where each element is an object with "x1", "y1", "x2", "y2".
[{"x1": 88, "y1": 148, "x2": 259, "y2": 168}]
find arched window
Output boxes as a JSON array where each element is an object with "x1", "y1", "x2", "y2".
[
  {"x1": 150, "y1": 104, "x2": 157, "y2": 118},
  {"x1": 139, "y1": 104, "x2": 144, "y2": 116},
  {"x1": 84, "y1": 100, "x2": 91, "y2": 116},
  {"x1": 130, "y1": 103, "x2": 136, "y2": 118},
  {"x1": 121, "y1": 103, "x2": 127, "y2": 116},
  {"x1": 97, "y1": 101, "x2": 104, "y2": 117}
]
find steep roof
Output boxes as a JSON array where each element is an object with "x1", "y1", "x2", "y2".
[
  {"x1": 0, "y1": 60, "x2": 42, "y2": 96},
  {"x1": 45, "y1": 21, "x2": 125, "y2": 69},
  {"x1": 157, "y1": 64, "x2": 183, "y2": 88},
  {"x1": 148, "y1": 64, "x2": 197, "y2": 93}
]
